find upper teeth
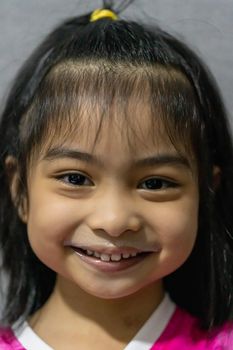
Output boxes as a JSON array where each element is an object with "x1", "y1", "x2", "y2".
[{"x1": 85, "y1": 249, "x2": 140, "y2": 262}]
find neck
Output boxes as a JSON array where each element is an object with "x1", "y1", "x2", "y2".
[{"x1": 29, "y1": 277, "x2": 164, "y2": 346}]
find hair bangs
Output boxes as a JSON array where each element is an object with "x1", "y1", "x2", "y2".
[
  {"x1": 20, "y1": 60, "x2": 201, "y2": 166},
  {"x1": 149, "y1": 68, "x2": 202, "y2": 161}
]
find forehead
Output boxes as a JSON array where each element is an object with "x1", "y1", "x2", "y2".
[
  {"x1": 56, "y1": 111, "x2": 175, "y2": 160},
  {"x1": 24, "y1": 59, "x2": 198, "y2": 162}
]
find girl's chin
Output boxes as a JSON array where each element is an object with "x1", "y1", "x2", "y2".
[
  {"x1": 71, "y1": 278, "x2": 163, "y2": 301},
  {"x1": 75, "y1": 284, "x2": 140, "y2": 300}
]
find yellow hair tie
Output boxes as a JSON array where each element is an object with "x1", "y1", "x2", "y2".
[{"x1": 90, "y1": 8, "x2": 118, "y2": 22}]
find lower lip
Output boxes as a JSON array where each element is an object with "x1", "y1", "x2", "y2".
[{"x1": 72, "y1": 249, "x2": 153, "y2": 273}]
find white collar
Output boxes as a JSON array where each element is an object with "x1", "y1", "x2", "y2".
[
  {"x1": 13, "y1": 320, "x2": 53, "y2": 350},
  {"x1": 13, "y1": 294, "x2": 175, "y2": 350},
  {"x1": 124, "y1": 293, "x2": 175, "y2": 350}
]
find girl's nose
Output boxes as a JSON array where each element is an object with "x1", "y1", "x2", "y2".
[{"x1": 86, "y1": 191, "x2": 142, "y2": 237}]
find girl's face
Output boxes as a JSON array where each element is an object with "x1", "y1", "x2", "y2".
[{"x1": 23, "y1": 108, "x2": 199, "y2": 300}]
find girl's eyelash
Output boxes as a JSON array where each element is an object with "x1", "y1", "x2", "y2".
[
  {"x1": 138, "y1": 177, "x2": 179, "y2": 191},
  {"x1": 55, "y1": 173, "x2": 178, "y2": 190},
  {"x1": 56, "y1": 172, "x2": 94, "y2": 186}
]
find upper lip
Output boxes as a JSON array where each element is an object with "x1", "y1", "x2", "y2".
[{"x1": 64, "y1": 242, "x2": 160, "y2": 255}]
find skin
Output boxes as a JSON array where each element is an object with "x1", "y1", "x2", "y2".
[{"x1": 10, "y1": 111, "x2": 199, "y2": 349}]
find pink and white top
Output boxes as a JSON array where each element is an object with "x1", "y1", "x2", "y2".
[{"x1": 0, "y1": 295, "x2": 232, "y2": 349}]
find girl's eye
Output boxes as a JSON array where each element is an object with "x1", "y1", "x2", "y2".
[
  {"x1": 138, "y1": 177, "x2": 177, "y2": 190},
  {"x1": 58, "y1": 173, "x2": 93, "y2": 186}
]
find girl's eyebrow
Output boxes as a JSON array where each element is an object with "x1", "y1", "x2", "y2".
[
  {"x1": 43, "y1": 147, "x2": 102, "y2": 166},
  {"x1": 135, "y1": 155, "x2": 190, "y2": 169},
  {"x1": 43, "y1": 147, "x2": 191, "y2": 169}
]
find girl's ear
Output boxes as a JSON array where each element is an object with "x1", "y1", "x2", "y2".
[
  {"x1": 213, "y1": 166, "x2": 221, "y2": 190},
  {"x1": 5, "y1": 156, "x2": 28, "y2": 223}
]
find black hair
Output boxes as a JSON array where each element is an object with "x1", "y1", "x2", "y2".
[{"x1": 0, "y1": 0, "x2": 233, "y2": 330}]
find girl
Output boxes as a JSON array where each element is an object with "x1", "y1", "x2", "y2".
[{"x1": 0, "y1": 1, "x2": 233, "y2": 349}]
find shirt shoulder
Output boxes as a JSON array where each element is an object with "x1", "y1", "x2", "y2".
[
  {"x1": 0, "y1": 327, "x2": 26, "y2": 350},
  {"x1": 151, "y1": 307, "x2": 233, "y2": 350}
]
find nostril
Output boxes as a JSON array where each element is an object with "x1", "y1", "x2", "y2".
[{"x1": 86, "y1": 204, "x2": 142, "y2": 237}]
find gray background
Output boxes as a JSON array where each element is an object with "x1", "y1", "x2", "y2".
[{"x1": 0, "y1": 0, "x2": 233, "y2": 124}]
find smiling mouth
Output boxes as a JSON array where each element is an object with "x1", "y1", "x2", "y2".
[
  {"x1": 72, "y1": 247, "x2": 151, "y2": 262},
  {"x1": 69, "y1": 246, "x2": 154, "y2": 273}
]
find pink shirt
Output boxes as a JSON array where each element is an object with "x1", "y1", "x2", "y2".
[
  {"x1": 0, "y1": 306, "x2": 232, "y2": 349},
  {"x1": 151, "y1": 307, "x2": 233, "y2": 349}
]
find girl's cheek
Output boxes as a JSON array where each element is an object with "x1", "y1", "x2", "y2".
[
  {"x1": 26, "y1": 192, "x2": 80, "y2": 249},
  {"x1": 145, "y1": 201, "x2": 198, "y2": 265}
]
